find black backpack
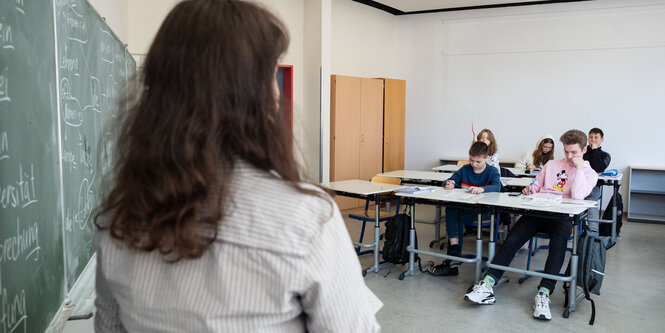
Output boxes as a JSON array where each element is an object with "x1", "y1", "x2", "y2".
[
  {"x1": 564, "y1": 230, "x2": 615, "y2": 325},
  {"x1": 599, "y1": 192, "x2": 623, "y2": 237},
  {"x1": 382, "y1": 207, "x2": 418, "y2": 265}
]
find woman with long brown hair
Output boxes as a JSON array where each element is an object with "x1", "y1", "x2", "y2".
[
  {"x1": 94, "y1": 1, "x2": 379, "y2": 331},
  {"x1": 515, "y1": 134, "x2": 555, "y2": 171}
]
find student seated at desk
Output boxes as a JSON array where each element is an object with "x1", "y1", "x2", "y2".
[
  {"x1": 465, "y1": 130, "x2": 597, "y2": 321},
  {"x1": 515, "y1": 134, "x2": 555, "y2": 171},
  {"x1": 429, "y1": 142, "x2": 501, "y2": 276},
  {"x1": 584, "y1": 127, "x2": 612, "y2": 223},
  {"x1": 93, "y1": 1, "x2": 379, "y2": 332}
]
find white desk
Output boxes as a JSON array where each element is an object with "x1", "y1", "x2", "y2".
[
  {"x1": 395, "y1": 188, "x2": 486, "y2": 282},
  {"x1": 320, "y1": 180, "x2": 403, "y2": 275},
  {"x1": 432, "y1": 164, "x2": 459, "y2": 172},
  {"x1": 378, "y1": 170, "x2": 453, "y2": 183}
]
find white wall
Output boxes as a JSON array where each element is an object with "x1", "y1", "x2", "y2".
[
  {"x1": 87, "y1": 0, "x2": 128, "y2": 44},
  {"x1": 330, "y1": 0, "x2": 408, "y2": 79}
]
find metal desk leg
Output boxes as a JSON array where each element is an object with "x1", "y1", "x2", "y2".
[
  {"x1": 475, "y1": 212, "x2": 483, "y2": 283},
  {"x1": 400, "y1": 199, "x2": 417, "y2": 280},
  {"x1": 612, "y1": 180, "x2": 618, "y2": 240},
  {"x1": 564, "y1": 215, "x2": 580, "y2": 318},
  {"x1": 363, "y1": 194, "x2": 382, "y2": 275}
]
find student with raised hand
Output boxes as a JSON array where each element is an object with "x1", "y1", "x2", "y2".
[
  {"x1": 515, "y1": 134, "x2": 555, "y2": 171},
  {"x1": 429, "y1": 142, "x2": 501, "y2": 276},
  {"x1": 93, "y1": 1, "x2": 380, "y2": 332},
  {"x1": 472, "y1": 121, "x2": 500, "y2": 170},
  {"x1": 465, "y1": 130, "x2": 597, "y2": 321}
]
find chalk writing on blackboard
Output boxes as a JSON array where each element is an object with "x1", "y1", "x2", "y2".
[{"x1": 0, "y1": 67, "x2": 10, "y2": 103}]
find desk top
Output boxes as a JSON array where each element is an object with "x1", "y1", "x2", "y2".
[
  {"x1": 378, "y1": 170, "x2": 453, "y2": 182},
  {"x1": 320, "y1": 180, "x2": 404, "y2": 196},
  {"x1": 478, "y1": 192, "x2": 594, "y2": 215},
  {"x1": 432, "y1": 164, "x2": 459, "y2": 172},
  {"x1": 396, "y1": 189, "x2": 594, "y2": 216},
  {"x1": 395, "y1": 188, "x2": 482, "y2": 205}
]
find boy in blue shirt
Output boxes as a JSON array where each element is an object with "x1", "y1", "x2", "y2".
[{"x1": 430, "y1": 142, "x2": 502, "y2": 276}]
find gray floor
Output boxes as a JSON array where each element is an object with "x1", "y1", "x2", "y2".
[{"x1": 345, "y1": 204, "x2": 665, "y2": 332}]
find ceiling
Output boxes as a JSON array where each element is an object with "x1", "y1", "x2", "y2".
[{"x1": 352, "y1": 0, "x2": 592, "y2": 15}]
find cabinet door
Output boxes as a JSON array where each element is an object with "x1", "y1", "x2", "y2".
[
  {"x1": 330, "y1": 75, "x2": 361, "y2": 209},
  {"x1": 383, "y1": 78, "x2": 406, "y2": 172},
  {"x1": 359, "y1": 78, "x2": 384, "y2": 181}
]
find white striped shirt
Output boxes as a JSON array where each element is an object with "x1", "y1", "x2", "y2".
[{"x1": 95, "y1": 162, "x2": 380, "y2": 332}]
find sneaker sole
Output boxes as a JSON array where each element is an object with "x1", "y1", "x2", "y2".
[
  {"x1": 464, "y1": 295, "x2": 495, "y2": 305},
  {"x1": 533, "y1": 314, "x2": 552, "y2": 321}
]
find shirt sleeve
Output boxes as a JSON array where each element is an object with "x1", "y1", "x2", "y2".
[
  {"x1": 570, "y1": 162, "x2": 599, "y2": 200},
  {"x1": 446, "y1": 169, "x2": 462, "y2": 187},
  {"x1": 483, "y1": 167, "x2": 502, "y2": 193},
  {"x1": 299, "y1": 205, "x2": 381, "y2": 333},
  {"x1": 515, "y1": 149, "x2": 532, "y2": 170},
  {"x1": 94, "y1": 235, "x2": 129, "y2": 333}
]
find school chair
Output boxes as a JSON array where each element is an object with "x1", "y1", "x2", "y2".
[
  {"x1": 348, "y1": 176, "x2": 401, "y2": 256},
  {"x1": 457, "y1": 160, "x2": 469, "y2": 168}
]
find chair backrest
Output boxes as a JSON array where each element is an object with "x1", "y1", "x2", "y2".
[
  {"x1": 370, "y1": 175, "x2": 401, "y2": 185},
  {"x1": 457, "y1": 160, "x2": 469, "y2": 167}
]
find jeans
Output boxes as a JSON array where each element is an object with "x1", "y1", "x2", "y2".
[
  {"x1": 445, "y1": 207, "x2": 489, "y2": 249},
  {"x1": 485, "y1": 215, "x2": 573, "y2": 292}
]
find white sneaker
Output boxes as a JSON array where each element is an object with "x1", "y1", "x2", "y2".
[
  {"x1": 464, "y1": 281, "x2": 496, "y2": 305},
  {"x1": 533, "y1": 291, "x2": 552, "y2": 320}
]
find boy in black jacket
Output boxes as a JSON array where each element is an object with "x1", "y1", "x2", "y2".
[{"x1": 583, "y1": 127, "x2": 611, "y2": 224}]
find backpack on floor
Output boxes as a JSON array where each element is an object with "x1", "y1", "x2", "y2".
[
  {"x1": 599, "y1": 192, "x2": 623, "y2": 238},
  {"x1": 564, "y1": 230, "x2": 615, "y2": 325},
  {"x1": 382, "y1": 207, "x2": 418, "y2": 265}
]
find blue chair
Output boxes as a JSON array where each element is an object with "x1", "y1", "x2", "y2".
[{"x1": 348, "y1": 176, "x2": 401, "y2": 256}]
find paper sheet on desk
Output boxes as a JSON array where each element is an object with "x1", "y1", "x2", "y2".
[
  {"x1": 395, "y1": 186, "x2": 434, "y2": 194},
  {"x1": 442, "y1": 189, "x2": 479, "y2": 200},
  {"x1": 522, "y1": 193, "x2": 562, "y2": 207}
]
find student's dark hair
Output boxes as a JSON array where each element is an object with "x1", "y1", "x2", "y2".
[
  {"x1": 560, "y1": 129, "x2": 587, "y2": 150},
  {"x1": 532, "y1": 138, "x2": 555, "y2": 168},
  {"x1": 95, "y1": 0, "x2": 319, "y2": 261},
  {"x1": 589, "y1": 127, "x2": 604, "y2": 138},
  {"x1": 477, "y1": 129, "x2": 498, "y2": 156},
  {"x1": 469, "y1": 141, "x2": 490, "y2": 157}
]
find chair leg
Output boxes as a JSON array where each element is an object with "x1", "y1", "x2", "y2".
[{"x1": 356, "y1": 221, "x2": 367, "y2": 255}]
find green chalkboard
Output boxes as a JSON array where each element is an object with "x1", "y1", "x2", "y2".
[
  {"x1": 0, "y1": 1, "x2": 65, "y2": 332},
  {"x1": 0, "y1": 0, "x2": 134, "y2": 332},
  {"x1": 54, "y1": 0, "x2": 134, "y2": 291}
]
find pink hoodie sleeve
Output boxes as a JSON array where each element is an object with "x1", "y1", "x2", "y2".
[{"x1": 570, "y1": 161, "x2": 598, "y2": 200}]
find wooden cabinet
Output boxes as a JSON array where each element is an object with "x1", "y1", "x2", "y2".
[
  {"x1": 382, "y1": 78, "x2": 405, "y2": 172},
  {"x1": 330, "y1": 75, "x2": 383, "y2": 209},
  {"x1": 330, "y1": 75, "x2": 405, "y2": 210},
  {"x1": 628, "y1": 166, "x2": 665, "y2": 223}
]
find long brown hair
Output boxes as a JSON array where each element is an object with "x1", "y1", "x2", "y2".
[
  {"x1": 477, "y1": 129, "x2": 498, "y2": 156},
  {"x1": 532, "y1": 138, "x2": 555, "y2": 168},
  {"x1": 95, "y1": 0, "x2": 310, "y2": 261}
]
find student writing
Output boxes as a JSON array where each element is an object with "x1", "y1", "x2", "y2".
[
  {"x1": 93, "y1": 1, "x2": 380, "y2": 331},
  {"x1": 429, "y1": 142, "x2": 501, "y2": 276}
]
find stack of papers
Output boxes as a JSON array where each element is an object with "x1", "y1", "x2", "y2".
[
  {"x1": 522, "y1": 193, "x2": 562, "y2": 207},
  {"x1": 394, "y1": 186, "x2": 434, "y2": 194}
]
